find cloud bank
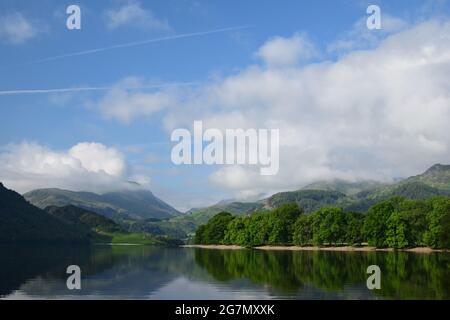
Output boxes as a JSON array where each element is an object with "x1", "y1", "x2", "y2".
[
  {"x1": 0, "y1": 142, "x2": 149, "y2": 194},
  {"x1": 0, "y1": 12, "x2": 39, "y2": 44},
  {"x1": 94, "y1": 20, "x2": 450, "y2": 199},
  {"x1": 104, "y1": 0, "x2": 170, "y2": 31}
]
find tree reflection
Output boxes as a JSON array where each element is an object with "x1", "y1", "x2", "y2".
[{"x1": 194, "y1": 249, "x2": 450, "y2": 299}]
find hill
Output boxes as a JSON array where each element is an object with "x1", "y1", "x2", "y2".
[
  {"x1": 302, "y1": 179, "x2": 388, "y2": 196},
  {"x1": 44, "y1": 205, "x2": 181, "y2": 245},
  {"x1": 402, "y1": 164, "x2": 450, "y2": 190},
  {"x1": 45, "y1": 205, "x2": 121, "y2": 234},
  {"x1": 128, "y1": 201, "x2": 261, "y2": 238},
  {"x1": 153, "y1": 164, "x2": 450, "y2": 238},
  {"x1": 352, "y1": 164, "x2": 450, "y2": 207},
  {"x1": 24, "y1": 188, "x2": 181, "y2": 221},
  {"x1": 0, "y1": 183, "x2": 90, "y2": 244},
  {"x1": 262, "y1": 189, "x2": 349, "y2": 212}
]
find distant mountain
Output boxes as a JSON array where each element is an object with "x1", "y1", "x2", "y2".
[
  {"x1": 0, "y1": 183, "x2": 90, "y2": 244},
  {"x1": 262, "y1": 189, "x2": 349, "y2": 212},
  {"x1": 45, "y1": 205, "x2": 121, "y2": 234},
  {"x1": 302, "y1": 179, "x2": 388, "y2": 196},
  {"x1": 129, "y1": 201, "x2": 262, "y2": 237},
  {"x1": 403, "y1": 164, "x2": 450, "y2": 190},
  {"x1": 350, "y1": 165, "x2": 450, "y2": 209},
  {"x1": 153, "y1": 164, "x2": 450, "y2": 237},
  {"x1": 24, "y1": 188, "x2": 181, "y2": 220}
]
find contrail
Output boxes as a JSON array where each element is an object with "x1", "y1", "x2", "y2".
[
  {"x1": 0, "y1": 82, "x2": 200, "y2": 96},
  {"x1": 28, "y1": 25, "x2": 254, "y2": 64}
]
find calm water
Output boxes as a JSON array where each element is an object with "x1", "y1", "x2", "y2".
[{"x1": 0, "y1": 245, "x2": 448, "y2": 300}]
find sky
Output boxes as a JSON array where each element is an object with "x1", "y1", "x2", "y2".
[{"x1": 0, "y1": 0, "x2": 449, "y2": 211}]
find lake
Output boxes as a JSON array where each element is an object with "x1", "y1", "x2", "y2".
[{"x1": 0, "y1": 245, "x2": 448, "y2": 299}]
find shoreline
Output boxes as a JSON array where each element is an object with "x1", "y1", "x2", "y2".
[
  {"x1": 182, "y1": 244, "x2": 244, "y2": 250},
  {"x1": 182, "y1": 244, "x2": 449, "y2": 253}
]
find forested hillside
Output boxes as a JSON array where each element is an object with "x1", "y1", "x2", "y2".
[{"x1": 195, "y1": 197, "x2": 450, "y2": 249}]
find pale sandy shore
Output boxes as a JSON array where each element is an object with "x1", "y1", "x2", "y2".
[
  {"x1": 182, "y1": 244, "x2": 449, "y2": 253},
  {"x1": 182, "y1": 244, "x2": 245, "y2": 250}
]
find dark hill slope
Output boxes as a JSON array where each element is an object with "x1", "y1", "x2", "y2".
[{"x1": 0, "y1": 183, "x2": 89, "y2": 244}]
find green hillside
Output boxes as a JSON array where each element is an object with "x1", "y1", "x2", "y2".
[
  {"x1": 24, "y1": 188, "x2": 181, "y2": 220},
  {"x1": 128, "y1": 201, "x2": 261, "y2": 238},
  {"x1": 262, "y1": 189, "x2": 350, "y2": 212},
  {"x1": 44, "y1": 205, "x2": 182, "y2": 246},
  {"x1": 0, "y1": 183, "x2": 90, "y2": 244},
  {"x1": 45, "y1": 205, "x2": 121, "y2": 233},
  {"x1": 406, "y1": 164, "x2": 450, "y2": 190},
  {"x1": 154, "y1": 164, "x2": 450, "y2": 238},
  {"x1": 302, "y1": 179, "x2": 388, "y2": 196}
]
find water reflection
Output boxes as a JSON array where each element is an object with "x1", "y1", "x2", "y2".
[
  {"x1": 0, "y1": 245, "x2": 448, "y2": 299},
  {"x1": 194, "y1": 249, "x2": 450, "y2": 299}
]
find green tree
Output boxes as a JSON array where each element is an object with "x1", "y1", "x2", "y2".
[
  {"x1": 293, "y1": 215, "x2": 313, "y2": 246},
  {"x1": 363, "y1": 198, "x2": 401, "y2": 247},
  {"x1": 246, "y1": 213, "x2": 271, "y2": 246},
  {"x1": 311, "y1": 207, "x2": 347, "y2": 246},
  {"x1": 385, "y1": 211, "x2": 409, "y2": 248},
  {"x1": 268, "y1": 203, "x2": 303, "y2": 244},
  {"x1": 194, "y1": 224, "x2": 207, "y2": 244},
  {"x1": 424, "y1": 197, "x2": 450, "y2": 248},
  {"x1": 195, "y1": 212, "x2": 234, "y2": 244},
  {"x1": 344, "y1": 212, "x2": 364, "y2": 245},
  {"x1": 397, "y1": 199, "x2": 429, "y2": 247},
  {"x1": 223, "y1": 217, "x2": 249, "y2": 246}
]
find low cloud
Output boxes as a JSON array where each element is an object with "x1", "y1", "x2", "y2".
[
  {"x1": 92, "y1": 19, "x2": 450, "y2": 199},
  {"x1": 256, "y1": 33, "x2": 318, "y2": 67},
  {"x1": 104, "y1": 0, "x2": 170, "y2": 31},
  {"x1": 97, "y1": 77, "x2": 179, "y2": 124},
  {"x1": 328, "y1": 14, "x2": 408, "y2": 54},
  {"x1": 0, "y1": 12, "x2": 39, "y2": 44},
  {"x1": 0, "y1": 142, "x2": 149, "y2": 194}
]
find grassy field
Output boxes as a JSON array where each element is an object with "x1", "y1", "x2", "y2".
[{"x1": 98, "y1": 231, "x2": 182, "y2": 246}]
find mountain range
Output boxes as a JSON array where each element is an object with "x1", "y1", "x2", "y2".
[
  {"x1": 133, "y1": 164, "x2": 450, "y2": 237},
  {"x1": 0, "y1": 183, "x2": 93, "y2": 243},
  {"x1": 24, "y1": 188, "x2": 181, "y2": 221},
  {"x1": 0, "y1": 183, "x2": 182, "y2": 244},
  {"x1": 3, "y1": 164, "x2": 449, "y2": 241}
]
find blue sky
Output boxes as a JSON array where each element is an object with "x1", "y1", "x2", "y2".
[{"x1": 1, "y1": 0, "x2": 449, "y2": 210}]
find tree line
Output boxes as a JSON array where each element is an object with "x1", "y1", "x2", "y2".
[{"x1": 194, "y1": 196, "x2": 450, "y2": 249}]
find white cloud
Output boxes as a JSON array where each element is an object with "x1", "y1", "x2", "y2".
[
  {"x1": 97, "y1": 77, "x2": 178, "y2": 124},
  {"x1": 104, "y1": 0, "x2": 170, "y2": 31},
  {"x1": 0, "y1": 142, "x2": 150, "y2": 193},
  {"x1": 0, "y1": 12, "x2": 39, "y2": 44},
  {"x1": 256, "y1": 33, "x2": 317, "y2": 67},
  {"x1": 328, "y1": 14, "x2": 408, "y2": 54},
  {"x1": 92, "y1": 20, "x2": 450, "y2": 199},
  {"x1": 68, "y1": 142, "x2": 125, "y2": 176}
]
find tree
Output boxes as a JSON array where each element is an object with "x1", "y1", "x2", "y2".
[
  {"x1": 311, "y1": 207, "x2": 347, "y2": 246},
  {"x1": 195, "y1": 212, "x2": 234, "y2": 244},
  {"x1": 246, "y1": 213, "x2": 271, "y2": 246},
  {"x1": 223, "y1": 217, "x2": 248, "y2": 246},
  {"x1": 268, "y1": 203, "x2": 303, "y2": 244},
  {"x1": 424, "y1": 197, "x2": 450, "y2": 248},
  {"x1": 194, "y1": 224, "x2": 207, "y2": 244},
  {"x1": 344, "y1": 212, "x2": 364, "y2": 245},
  {"x1": 363, "y1": 198, "x2": 401, "y2": 247},
  {"x1": 396, "y1": 199, "x2": 429, "y2": 247},
  {"x1": 293, "y1": 215, "x2": 313, "y2": 246},
  {"x1": 385, "y1": 211, "x2": 409, "y2": 248}
]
